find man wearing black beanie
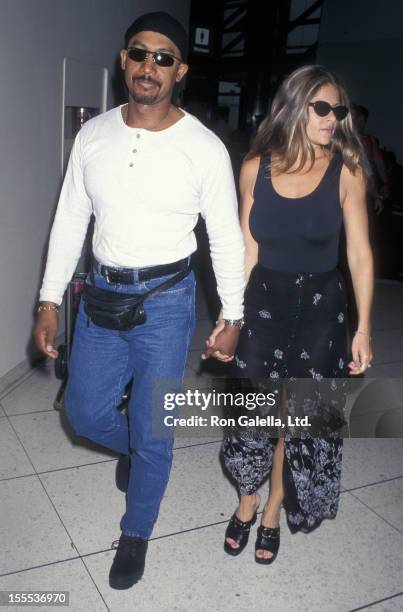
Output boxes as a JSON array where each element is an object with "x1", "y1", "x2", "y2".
[{"x1": 34, "y1": 11, "x2": 245, "y2": 589}]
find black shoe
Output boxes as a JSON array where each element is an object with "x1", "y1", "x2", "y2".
[
  {"x1": 255, "y1": 525, "x2": 280, "y2": 565},
  {"x1": 115, "y1": 454, "x2": 130, "y2": 493},
  {"x1": 109, "y1": 534, "x2": 148, "y2": 589},
  {"x1": 223, "y1": 511, "x2": 258, "y2": 556}
]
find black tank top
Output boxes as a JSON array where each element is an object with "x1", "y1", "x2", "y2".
[{"x1": 249, "y1": 154, "x2": 343, "y2": 273}]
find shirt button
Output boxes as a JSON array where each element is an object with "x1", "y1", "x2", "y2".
[
  {"x1": 136, "y1": 134, "x2": 141, "y2": 139},
  {"x1": 132, "y1": 149, "x2": 137, "y2": 153},
  {"x1": 129, "y1": 163, "x2": 134, "y2": 167}
]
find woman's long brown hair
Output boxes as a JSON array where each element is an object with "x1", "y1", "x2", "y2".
[{"x1": 247, "y1": 65, "x2": 365, "y2": 176}]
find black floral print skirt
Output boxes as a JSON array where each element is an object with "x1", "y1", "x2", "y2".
[{"x1": 221, "y1": 263, "x2": 349, "y2": 533}]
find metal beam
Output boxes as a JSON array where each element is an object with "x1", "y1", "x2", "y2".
[
  {"x1": 298, "y1": 18, "x2": 320, "y2": 26},
  {"x1": 223, "y1": 0, "x2": 247, "y2": 7},
  {"x1": 302, "y1": 41, "x2": 318, "y2": 58},
  {"x1": 222, "y1": 31, "x2": 244, "y2": 54},
  {"x1": 224, "y1": 15, "x2": 247, "y2": 34},
  {"x1": 223, "y1": 4, "x2": 247, "y2": 28},
  {"x1": 288, "y1": 0, "x2": 322, "y2": 32}
]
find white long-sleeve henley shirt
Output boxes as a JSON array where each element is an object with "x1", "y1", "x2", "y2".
[{"x1": 39, "y1": 106, "x2": 245, "y2": 318}]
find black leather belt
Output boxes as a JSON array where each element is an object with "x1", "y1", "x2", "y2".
[{"x1": 94, "y1": 256, "x2": 191, "y2": 284}]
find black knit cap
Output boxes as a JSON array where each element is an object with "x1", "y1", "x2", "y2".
[{"x1": 124, "y1": 11, "x2": 188, "y2": 61}]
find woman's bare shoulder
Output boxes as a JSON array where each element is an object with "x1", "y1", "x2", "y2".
[
  {"x1": 240, "y1": 156, "x2": 261, "y2": 183},
  {"x1": 340, "y1": 162, "x2": 366, "y2": 188},
  {"x1": 340, "y1": 163, "x2": 366, "y2": 207}
]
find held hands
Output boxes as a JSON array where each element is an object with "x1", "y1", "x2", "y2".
[
  {"x1": 33, "y1": 303, "x2": 59, "y2": 359},
  {"x1": 348, "y1": 331, "x2": 373, "y2": 375},
  {"x1": 201, "y1": 319, "x2": 240, "y2": 362}
]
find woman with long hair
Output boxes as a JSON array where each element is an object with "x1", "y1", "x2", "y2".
[{"x1": 206, "y1": 65, "x2": 374, "y2": 564}]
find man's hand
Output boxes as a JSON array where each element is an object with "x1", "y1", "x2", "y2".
[
  {"x1": 33, "y1": 302, "x2": 59, "y2": 359},
  {"x1": 201, "y1": 325, "x2": 240, "y2": 362},
  {"x1": 373, "y1": 198, "x2": 384, "y2": 216}
]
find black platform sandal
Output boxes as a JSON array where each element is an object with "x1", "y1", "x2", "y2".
[
  {"x1": 255, "y1": 525, "x2": 280, "y2": 564},
  {"x1": 224, "y1": 511, "x2": 258, "y2": 556}
]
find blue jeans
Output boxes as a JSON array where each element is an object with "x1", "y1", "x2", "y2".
[{"x1": 64, "y1": 267, "x2": 196, "y2": 539}]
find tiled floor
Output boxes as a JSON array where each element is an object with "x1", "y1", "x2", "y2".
[{"x1": 0, "y1": 279, "x2": 402, "y2": 611}]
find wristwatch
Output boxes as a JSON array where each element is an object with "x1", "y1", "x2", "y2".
[{"x1": 224, "y1": 318, "x2": 245, "y2": 329}]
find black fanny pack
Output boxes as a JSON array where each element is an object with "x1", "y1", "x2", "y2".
[{"x1": 83, "y1": 261, "x2": 191, "y2": 331}]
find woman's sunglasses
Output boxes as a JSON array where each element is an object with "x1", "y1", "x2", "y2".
[
  {"x1": 308, "y1": 101, "x2": 349, "y2": 121},
  {"x1": 127, "y1": 47, "x2": 181, "y2": 68}
]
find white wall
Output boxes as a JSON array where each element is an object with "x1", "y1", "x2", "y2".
[
  {"x1": 317, "y1": 0, "x2": 403, "y2": 162},
  {"x1": 0, "y1": 0, "x2": 190, "y2": 382}
]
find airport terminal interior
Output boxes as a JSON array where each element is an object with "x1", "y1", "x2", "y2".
[{"x1": 0, "y1": 1, "x2": 402, "y2": 611}]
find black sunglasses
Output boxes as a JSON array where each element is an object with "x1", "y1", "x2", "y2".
[
  {"x1": 127, "y1": 47, "x2": 181, "y2": 67},
  {"x1": 308, "y1": 101, "x2": 349, "y2": 121}
]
